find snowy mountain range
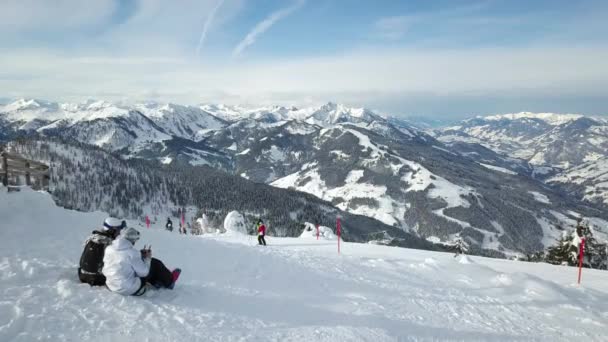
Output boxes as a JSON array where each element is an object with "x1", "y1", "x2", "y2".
[
  {"x1": 436, "y1": 112, "x2": 608, "y2": 169},
  {"x1": 2, "y1": 99, "x2": 608, "y2": 256},
  {"x1": 434, "y1": 112, "x2": 608, "y2": 208}
]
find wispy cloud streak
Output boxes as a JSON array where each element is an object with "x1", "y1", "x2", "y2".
[
  {"x1": 196, "y1": 0, "x2": 225, "y2": 56},
  {"x1": 232, "y1": 0, "x2": 305, "y2": 58}
]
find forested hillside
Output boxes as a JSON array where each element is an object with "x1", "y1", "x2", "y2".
[{"x1": 8, "y1": 137, "x2": 444, "y2": 252}]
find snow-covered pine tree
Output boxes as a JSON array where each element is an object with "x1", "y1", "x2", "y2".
[
  {"x1": 601, "y1": 245, "x2": 608, "y2": 270},
  {"x1": 453, "y1": 236, "x2": 469, "y2": 256},
  {"x1": 578, "y1": 221, "x2": 608, "y2": 269},
  {"x1": 545, "y1": 233, "x2": 578, "y2": 266},
  {"x1": 545, "y1": 220, "x2": 607, "y2": 269},
  {"x1": 523, "y1": 250, "x2": 545, "y2": 262}
]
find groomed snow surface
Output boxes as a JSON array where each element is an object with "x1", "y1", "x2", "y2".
[{"x1": 2, "y1": 189, "x2": 608, "y2": 341}]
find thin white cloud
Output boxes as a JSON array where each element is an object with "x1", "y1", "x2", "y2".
[
  {"x1": 372, "y1": 1, "x2": 492, "y2": 41},
  {"x1": 374, "y1": 16, "x2": 411, "y2": 40},
  {"x1": 196, "y1": 0, "x2": 226, "y2": 56},
  {"x1": 232, "y1": 0, "x2": 305, "y2": 58},
  {"x1": 2, "y1": 45, "x2": 607, "y2": 108},
  {"x1": 94, "y1": 0, "x2": 244, "y2": 57},
  {"x1": 0, "y1": 0, "x2": 116, "y2": 31}
]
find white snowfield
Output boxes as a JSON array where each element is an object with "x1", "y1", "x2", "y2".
[{"x1": 2, "y1": 189, "x2": 608, "y2": 342}]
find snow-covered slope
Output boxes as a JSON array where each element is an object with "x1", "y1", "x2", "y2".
[
  {"x1": 483, "y1": 112, "x2": 584, "y2": 125},
  {"x1": 135, "y1": 103, "x2": 227, "y2": 140},
  {"x1": 303, "y1": 102, "x2": 384, "y2": 127},
  {"x1": 61, "y1": 102, "x2": 173, "y2": 152},
  {"x1": 199, "y1": 103, "x2": 251, "y2": 122},
  {"x1": 261, "y1": 122, "x2": 608, "y2": 255},
  {"x1": 1, "y1": 99, "x2": 387, "y2": 165},
  {"x1": 549, "y1": 157, "x2": 608, "y2": 207},
  {"x1": 0, "y1": 99, "x2": 69, "y2": 131},
  {"x1": 271, "y1": 124, "x2": 460, "y2": 228},
  {"x1": 435, "y1": 112, "x2": 608, "y2": 209},
  {"x1": 2, "y1": 188, "x2": 608, "y2": 341},
  {"x1": 1, "y1": 98, "x2": 68, "y2": 121},
  {"x1": 0, "y1": 99, "x2": 232, "y2": 162},
  {"x1": 200, "y1": 102, "x2": 383, "y2": 127},
  {"x1": 9, "y1": 138, "x2": 432, "y2": 246}
]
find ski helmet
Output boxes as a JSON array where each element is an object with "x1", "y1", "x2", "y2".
[
  {"x1": 122, "y1": 227, "x2": 141, "y2": 244},
  {"x1": 104, "y1": 217, "x2": 126, "y2": 231}
]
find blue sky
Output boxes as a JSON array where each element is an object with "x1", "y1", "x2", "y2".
[{"x1": 0, "y1": 0, "x2": 607, "y2": 118}]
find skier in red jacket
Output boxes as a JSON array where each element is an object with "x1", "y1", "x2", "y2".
[{"x1": 257, "y1": 219, "x2": 267, "y2": 246}]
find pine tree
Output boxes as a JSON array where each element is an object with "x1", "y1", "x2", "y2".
[
  {"x1": 578, "y1": 220, "x2": 608, "y2": 269},
  {"x1": 545, "y1": 233, "x2": 578, "y2": 266},
  {"x1": 523, "y1": 250, "x2": 545, "y2": 262},
  {"x1": 453, "y1": 236, "x2": 469, "y2": 256},
  {"x1": 545, "y1": 219, "x2": 607, "y2": 269}
]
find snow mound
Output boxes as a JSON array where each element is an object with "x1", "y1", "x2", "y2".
[
  {"x1": 223, "y1": 211, "x2": 249, "y2": 235},
  {"x1": 196, "y1": 214, "x2": 216, "y2": 234},
  {"x1": 491, "y1": 274, "x2": 513, "y2": 287},
  {"x1": 299, "y1": 222, "x2": 338, "y2": 240},
  {"x1": 409, "y1": 257, "x2": 441, "y2": 270},
  {"x1": 457, "y1": 255, "x2": 473, "y2": 264}
]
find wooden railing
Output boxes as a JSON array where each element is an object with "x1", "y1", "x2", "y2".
[{"x1": 1, "y1": 150, "x2": 50, "y2": 191}]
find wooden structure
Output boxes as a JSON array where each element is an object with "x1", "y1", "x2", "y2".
[{"x1": 1, "y1": 150, "x2": 50, "y2": 191}]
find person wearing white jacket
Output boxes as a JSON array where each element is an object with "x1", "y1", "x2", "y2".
[{"x1": 103, "y1": 227, "x2": 180, "y2": 296}]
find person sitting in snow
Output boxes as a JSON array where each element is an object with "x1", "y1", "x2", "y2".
[
  {"x1": 257, "y1": 219, "x2": 267, "y2": 246},
  {"x1": 165, "y1": 218, "x2": 173, "y2": 232},
  {"x1": 103, "y1": 227, "x2": 181, "y2": 296},
  {"x1": 78, "y1": 217, "x2": 125, "y2": 286}
]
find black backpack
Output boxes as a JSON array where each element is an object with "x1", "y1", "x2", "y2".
[{"x1": 79, "y1": 231, "x2": 113, "y2": 274}]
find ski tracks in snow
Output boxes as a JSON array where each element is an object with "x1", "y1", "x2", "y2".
[{"x1": 245, "y1": 242, "x2": 608, "y2": 341}]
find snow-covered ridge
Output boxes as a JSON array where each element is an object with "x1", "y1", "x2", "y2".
[
  {"x1": 1, "y1": 98, "x2": 404, "y2": 156},
  {"x1": 1, "y1": 98, "x2": 388, "y2": 128},
  {"x1": 434, "y1": 110, "x2": 608, "y2": 212},
  {"x1": 480, "y1": 112, "x2": 584, "y2": 125},
  {"x1": 0, "y1": 98, "x2": 66, "y2": 121},
  {"x1": 549, "y1": 157, "x2": 608, "y2": 206},
  {"x1": 437, "y1": 110, "x2": 608, "y2": 168}
]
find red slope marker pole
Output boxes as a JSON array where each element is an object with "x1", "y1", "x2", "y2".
[
  {"x1": 578, "y1": 238, "x2": 586, "y2": 285},
  {"x1": 337, "y1": 218, "x2": 341, "y2": 254},
  {"x1": 316, "y1": 224, "x2": 319, "y2": 240}
]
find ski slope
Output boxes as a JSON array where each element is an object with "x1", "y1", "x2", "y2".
[{"x1": 2, "y1": 189, "x2": 608, "y2": 341}]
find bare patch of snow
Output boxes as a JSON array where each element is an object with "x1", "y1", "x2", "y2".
[
  {"x1": 528, "y1": 191, "x2": 551, "y2": 204},
  {"x1": 479, "y1": 163, "x2": 517, "y2": 175},
  {"x1": 345, "y1": 170, "x2": 364, "y2": 183}
]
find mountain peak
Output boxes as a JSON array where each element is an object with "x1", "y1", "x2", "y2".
[
  {"x1": 306, "y1": 102, "x2": 380, "y2": 125},
  {"x1": 3, "y1": 98, "x2": 58, "y2": 112},
  {"x1": 86, "y1": 100, "x2": 117, "y2": 110},
  {"x1": 320, "y1": 101, "x2": 338, "y2": 110}
]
